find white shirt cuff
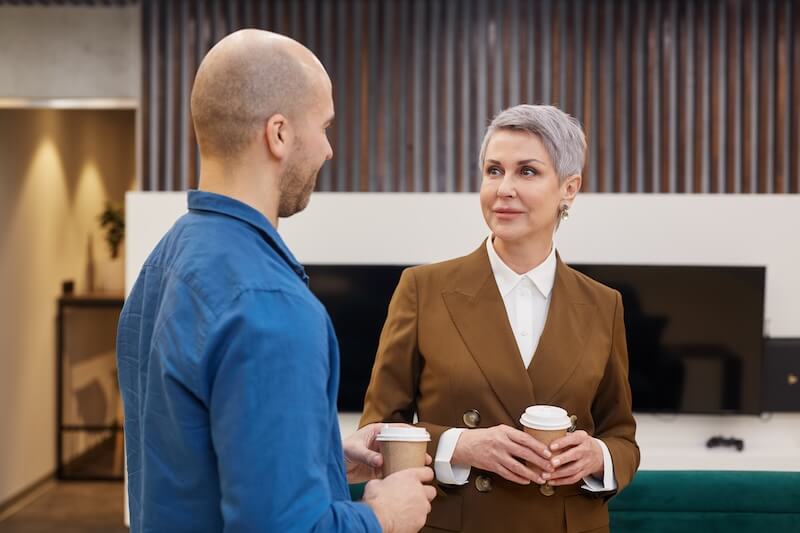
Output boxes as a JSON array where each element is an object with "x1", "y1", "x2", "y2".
[
  {"x1": 434, "y1": 428, "x2": 471, "y2": 485},
  {"x1": 581, "y1": 438, "x2": 617, "y2": 492}
]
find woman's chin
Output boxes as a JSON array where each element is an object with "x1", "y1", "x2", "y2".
[{"x1": 490, "y1": 227, "x2": 525, "y2": 244}]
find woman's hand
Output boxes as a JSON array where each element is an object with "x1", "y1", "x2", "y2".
[
  {"x1": 542, "y1": 430, "x2": 604, "y2": 487},
  {"x1": 451, "y1": 425, "x2": 554, "y2": 485}
]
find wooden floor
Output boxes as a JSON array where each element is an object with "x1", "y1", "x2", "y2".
[{"x1": 0, "y1": 482, "x2": 127, "y2": 533}]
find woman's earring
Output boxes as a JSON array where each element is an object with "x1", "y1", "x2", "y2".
[{"x1": 559, "y1": 204, "x2": 570, "y2": 221}]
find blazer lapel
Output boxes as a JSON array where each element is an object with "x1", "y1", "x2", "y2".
[
  {"x1": 442, "y1": 242, "x2": 536, "y2": 423},
  {"x1": 528, "y1": 255, "x2": 596, "y2": 404}
]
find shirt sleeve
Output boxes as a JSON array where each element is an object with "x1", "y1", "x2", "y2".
[
  {"x1": 581, "y1": 438, "x2": 618, "y2": 492},
  {"x1": 205, "y1": 289, "x2": 381, "y2": 533},
  {"x1": 434, "y1": 428, "x2": 471, "y2": 485}
]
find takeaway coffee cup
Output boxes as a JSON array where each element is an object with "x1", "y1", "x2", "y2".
[
  {"x1": 375, "y1": 425, "x2": 431, "y2": 477},
  {"x1": 519, "y1": 405, "x2": 573, "y2": 446},
  {"x1": 520, "y1": 405, "x2": 573, "y2": 496}
]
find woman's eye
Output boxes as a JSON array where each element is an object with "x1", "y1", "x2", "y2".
[
  {"x1": 486, "y1": 167, "x2": 502, "y2": 177},
  {"x1": 521, "y1": 166, "x2": 536, "y2": 176}
]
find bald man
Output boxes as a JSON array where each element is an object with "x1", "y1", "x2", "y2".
[{"x1": 117, "y1": 30, "x2": 434, "y2": 533}]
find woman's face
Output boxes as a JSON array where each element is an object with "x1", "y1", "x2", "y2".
[{"x1": 479, "y1": 129, "x2": 580, "y2": 246}]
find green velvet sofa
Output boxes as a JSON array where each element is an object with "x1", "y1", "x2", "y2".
[
  {"x1": 609, "y1": 470, "x2": 800, "y2": 532},
  {"x1": 351, "y1": 470, "x2": 800, "y2": 531}
]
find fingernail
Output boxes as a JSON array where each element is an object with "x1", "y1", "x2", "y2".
[
  {"x1": 552, "y1": 459, "x2": 560, "y2": 466},
  {"x1": 544, "y1": 450, "x2": 552, "y2": 458},
  {"x1": 551, "y1": 444, "x2": 559, "y2": 451},
  {"x1": 542, "y1": 473, "x2": 550, "y2": 480}
]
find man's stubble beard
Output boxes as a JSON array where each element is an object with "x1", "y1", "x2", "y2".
[{"x1": 277, "y1": 152, "x2": 321, "y2": 218}]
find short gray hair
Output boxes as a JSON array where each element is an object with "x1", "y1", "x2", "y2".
[{"x1": 478, "y1": 104, "x2": 587, "y2": 181}]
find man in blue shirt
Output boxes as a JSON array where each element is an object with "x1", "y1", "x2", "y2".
[{"x1": 117, "y1": 30, "x2": 435, "y2": 532}]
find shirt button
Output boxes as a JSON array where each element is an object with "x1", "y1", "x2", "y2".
[{"x1": 520, "y1": 330, "x2": 529, "y2": 337}]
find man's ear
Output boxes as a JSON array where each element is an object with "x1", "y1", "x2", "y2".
[
  {"x1": 264, "y1": 114, "x2": 289, "y2": 160},
  {"x1": 561, "y1": 174, "x2": 582, "y2": 202}
]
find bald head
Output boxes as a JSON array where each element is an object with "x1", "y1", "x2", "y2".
[{"x1": 191, "y1": 29, "x2": 329, "y2": 160}]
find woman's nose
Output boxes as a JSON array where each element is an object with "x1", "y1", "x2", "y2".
[{"x1": 497, "y1": 175, "x2": 516, "y2": 197}]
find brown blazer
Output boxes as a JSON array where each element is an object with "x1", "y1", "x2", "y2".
[{"x1": 360, "y1": 242, "x2": 639, "y2": 533}]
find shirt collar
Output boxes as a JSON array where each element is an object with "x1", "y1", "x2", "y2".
[
  {"x1": 485, "y1": 236, "x2": 557, "y2": 299},
  {"x1": 187, "y1": 190, "x2": 308, "y2": 283}
]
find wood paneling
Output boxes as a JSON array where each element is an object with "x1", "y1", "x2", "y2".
[{"x1": 141, "y1": 0, "x2": 800, "y2": 193}]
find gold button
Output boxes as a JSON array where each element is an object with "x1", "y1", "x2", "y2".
[
  {"x1": 463, "y1": 409, "x2": 481, "y2": 428},
  {"x1": 540, "y1": 483, "x2": 555, "y2": 496},
  {"x1": 568, "y1": 415, "x2": 578, "y2": 433},
  {"x1": 475, "y1": 475, "x2": 493, "y2": 493}
]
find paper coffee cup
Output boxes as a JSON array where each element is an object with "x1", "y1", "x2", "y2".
[
  {"x1": 519, "y1": 405, "x2": 572, "y2": 447},
  {"x1": 376, "y1": 425, "x2": 430, "y2": 477}
]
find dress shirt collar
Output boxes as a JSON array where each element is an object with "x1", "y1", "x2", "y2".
[
  {"x1": 485, "y1": 236, "x2": 557, "y2": 299},
  {"x1": 187, "y1": 190, "x2": 308, "y2": 283}
]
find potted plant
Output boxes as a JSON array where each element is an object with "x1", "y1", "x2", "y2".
[
  {"x1": 99, "y1": 201, "x2": 125, "y2": 259},
  {"x1": 96, "y1": 202, "x2": 125, "y2": 292}
]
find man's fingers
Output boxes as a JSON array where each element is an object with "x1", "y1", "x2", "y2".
[
  {"x1": 424, "y1": 485, "x2": 437, "y2": 501},
  {"x1": 425, "y1": 453, "x2": 433, "y2": 466},
  {"x1": 350, "y1": 447, "x2": 383, "y2": 467},
  {"x1": 406, "y1": 466, "x2": 435, "y2": 483},
  {"x1": 366, "y1": 451, "x2": 383, "y2": 467}
]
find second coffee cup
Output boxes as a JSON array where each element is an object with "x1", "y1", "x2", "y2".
[{"x1": 376, "y1": 425, "x2": 431, "y2": 477}]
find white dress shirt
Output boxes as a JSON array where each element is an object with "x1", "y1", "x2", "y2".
[{"x1": 434, "y1": 238, "x2": 617, "y2": 492}]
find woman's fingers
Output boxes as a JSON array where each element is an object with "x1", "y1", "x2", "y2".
[
  {"x1": 545, "y1": 459, "x2": 584, "y2": 482},
  {"x1": 549, "y1": 430, "x2": 588, "y2": 453},
  {"x1": 495, "y1": 462, "x2": 532, "y2": 485},
  {"x1": 505, "y1": 428, "x2": 553, "y2": 459},
  {"x1": 549, "y1": 445, "x2": 583, "y2": 469},
  {"x1": 506, "y1": 441, "x2": 553, "y2": 473}
]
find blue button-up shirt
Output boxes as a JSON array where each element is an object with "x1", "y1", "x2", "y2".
[{"x1": 117, "y1": 191, "x2": 380, "y2": 533}]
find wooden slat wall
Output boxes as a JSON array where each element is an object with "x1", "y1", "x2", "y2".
[{"x1": 141, "y1": 0, "x2": 800, "y2": 193}]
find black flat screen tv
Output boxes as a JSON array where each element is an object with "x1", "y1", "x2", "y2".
[{"x1": 306, "y1": 263, "x2": 765, "y2": 414}]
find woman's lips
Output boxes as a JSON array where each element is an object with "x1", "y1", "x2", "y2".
[{"x1": 493, "y1": 208, "x2": 524, "y2": 219}]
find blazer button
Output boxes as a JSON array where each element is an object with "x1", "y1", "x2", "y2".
[
  {"x1": 475, "y1": 475, "x2": 493, "y2": 493},
  {"x1": 463, "y1": 409, "x2": 481, "y2": 428}
]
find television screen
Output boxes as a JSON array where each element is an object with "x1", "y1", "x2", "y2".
[
  {"x1": 307, "y1": 264, "x2": 765, "y2": 414},
  {"x1": 570, "y1": 264, "x2": 765, "y2": 414},
  {"x1": 306, "y1": 265, "x2": 406, "y2": 412}
]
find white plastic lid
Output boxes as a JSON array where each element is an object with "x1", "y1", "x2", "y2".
[
  {"x1": 375, "y1": 425, "x2": 431, "y2": 442},
  {"x1": 519, "y1": 405, "x2": 571, "y2": 430}
]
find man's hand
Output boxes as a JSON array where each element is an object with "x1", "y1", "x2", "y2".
[
  {"x1": 363, "y1": 467, "x2": 436, "y2": 533},
  {"x1": 344, "y1": 423, "x2": 433, "y2": 483},
  {"x1": 543, "y1": 430, "x2": 604, "y2": 487},
  {"x1": 343, "y1": 423, "x2": 384, "y2": 483}
]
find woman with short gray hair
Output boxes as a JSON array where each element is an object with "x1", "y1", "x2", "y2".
[{"x1": 362, "y1": 104, "x2": 639, "y2": 532}]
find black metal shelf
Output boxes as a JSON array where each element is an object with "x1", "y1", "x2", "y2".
[{"x1": 56, "y1": 293, "x2": 124, "y2": 481}]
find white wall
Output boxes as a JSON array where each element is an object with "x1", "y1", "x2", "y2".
[
  {"x1": 126, "y1": 192, "x2": 800, "y2": 471},
  {"x1": 0, "y1": 6, "x2": 140, "y2": 100},
  {"x1": 128, "y1": 192, "x2": 800, "y2": 337},
  {"x1": 0, "y1": 110, "x2": 136, "y2": 505}
]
